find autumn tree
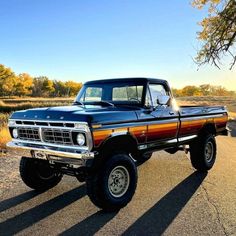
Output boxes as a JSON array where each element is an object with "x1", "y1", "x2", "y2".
[
  {"x1": 64, "y1": 81, "x2": 82, "y2": 96},
  {"x1": 0, "y1": 64, "x2": 18, "y2": 96},
  {"x1": 200, "y1": 84, "x2": 211, "y2": 95},
  {"x1": 53, "y1": 80, "x2": 67, "y2": 96},
  {"x1": 181, "y1": 86, "x2": 202, "y2": 96},
  {"x1": 193, "y1": 0, "x2": 236, "y2": 69},
  {"x1": 32, "y1": 76, "x2": 55, "y2": 97},
  {"x1": 15, "y1": 73, "x2": 33, "y2": 96}
]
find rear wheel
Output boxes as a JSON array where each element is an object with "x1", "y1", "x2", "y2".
[
  {"x1": 86, "y1": 153, "x2": 137, "y2": 211},
  {"x1": 20, "y1": 157, "x2": 63, "y2": 191},
  {"x1": 190, "y1": 133, "x2": 216, "y2": 171}
]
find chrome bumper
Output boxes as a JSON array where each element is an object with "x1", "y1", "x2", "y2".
[{"x1": 7, "y1": 141, "x2": 94, "y2": 166}]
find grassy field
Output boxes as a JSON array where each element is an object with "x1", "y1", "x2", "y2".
[{"x1": 0, "y1": 96, "x2": 235, "y2": 150}]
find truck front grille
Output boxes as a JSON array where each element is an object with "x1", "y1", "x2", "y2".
[
  {"x1": 42, "y1": 128, "x2": 73, "y2": 145},
  {"x1": 18, "y1": 128, "x2": 41, "y2": 141}
]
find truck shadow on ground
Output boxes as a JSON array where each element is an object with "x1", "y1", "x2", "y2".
[
  {"x1": 122, "y1": 171, "x2": 207, "y2": 235},
  {"x1": 60, "y1": 171, "x2": 207, "y2": 236},
  {"x1": 0, "y1": 190, "x2": 41, "y2": 213},
  {"x1": 0, "y1": 185, "x2": 87, "y2": 235},
  {"x1": 0, "y1": 171, "x2": 207, "y2": 236}
]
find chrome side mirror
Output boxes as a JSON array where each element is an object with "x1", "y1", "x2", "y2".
[{"x1": 156, "y1": 95, "x2": 170, "y2": 105}]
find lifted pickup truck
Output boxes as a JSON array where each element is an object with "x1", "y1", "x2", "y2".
[{"x1": 7, "y1": 78, "x2": 228, "y2": 211}]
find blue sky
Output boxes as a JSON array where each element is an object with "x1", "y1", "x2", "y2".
[{"x1": 0, "y1": 0, "x2": 235, "y2": 90}]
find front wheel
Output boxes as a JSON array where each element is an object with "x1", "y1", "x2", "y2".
[
  {"x1": 189, "y1": 133, "x2": 217, "y2": 171},
  {"x1": 135, "y1": 152, "x2": 153, "y2": 165},
  {"x1": 86, "y1": 153, "x2": 137, "y2": 211},
  {"x1": 20, "y1": 157, "x2": 63, "y2": 191}
]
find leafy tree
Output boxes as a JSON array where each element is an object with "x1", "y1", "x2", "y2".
[
  {"x1": 0, "y1": 64, "x2": 18, "y2": 96},
  {"x1": 200, "y1": 84, "x2": 211, "y2": 95},
  {"x1": 64, "y1": 81, "x2": 82, "y2": 96},
  {"x1": 181, "y1": 86, "x2": 202, "y2": 96},
  {"x1": 15, "y1": 73, "x2": 33, "y2": 96},
  {"x1": 192, "y1": 0, "x2": 236, "y2": 69},
  {"x1": 42, "y1": 77, "x2": 55, "y2": 96},
  {"x1": 53, "y1": 80, "x2": 67, "y2": 97},
  {"x1": 32, "y1": 77, "x2": 55, "y2": 97}
]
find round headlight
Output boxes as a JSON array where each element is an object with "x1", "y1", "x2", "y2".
[
  {"x1": 12, "y1": 128, "x2": 18, "y2": 138},
  {"x1": 77, "y1": 133, "x2": 85, "y2": 146}
]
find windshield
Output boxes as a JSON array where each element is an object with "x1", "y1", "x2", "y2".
[{"x1": 75, "y1": 82, "x2": 145, "y2": 105}]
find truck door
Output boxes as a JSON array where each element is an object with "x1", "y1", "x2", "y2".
[{"x1": 146, "y1": 83, "x2": 179, "y2": 144}]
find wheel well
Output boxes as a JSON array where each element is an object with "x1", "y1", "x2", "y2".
[
  {"x1": 200, "y1": 123, "x2": 216, "y2": 136},
  {"x1": 90, "y1": 134, "x2": 138, "y2": 171},
  {"x1": 99, "y1": 134, "x2": 138, "y2": 157}
]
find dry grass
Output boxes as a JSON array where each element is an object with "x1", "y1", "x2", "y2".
[
  {"x1": 0, "y1": 99, "x2": 72, "y2": 113},
  {"x1": 0, "y1": 126, "x2": 11, "y2": 150}
]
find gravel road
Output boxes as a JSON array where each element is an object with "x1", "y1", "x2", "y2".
[{"x1": 0, "y1": 134, "x2": 236, "y2": 236}]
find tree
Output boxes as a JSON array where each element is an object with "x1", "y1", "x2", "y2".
[
  {"x1": 53, "y1": 80, "x2": 67, "y2": 97},
  {"x1": 192, "y1": 0, "x2": 236, "y2": 69},
  {"x1": 15, "y1": 73, "x2": 33, "y2": 96},
  {"x1": 199, "y1": 84, "x2": 211, "y2": 95},
  {"x1": 64, "y1": 81, "x2": 82, "y2": 97},
  {"x1": 0, "y1": 64, "x2": 18, "y2": 96},
  {"x1": 32, "y1": 76, "x2": 54, "y2": 97},
  {"x1": 181, "y1": 86, "x2": 202, "y2": 96}
]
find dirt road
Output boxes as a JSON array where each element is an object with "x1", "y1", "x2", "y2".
[{"x1": 0, "y1": 135, "x2": 236, "y2": 236}]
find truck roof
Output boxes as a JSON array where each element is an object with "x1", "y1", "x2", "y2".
[{"x1": 85, "y1": 77, "x2": 168, "y2": 85}]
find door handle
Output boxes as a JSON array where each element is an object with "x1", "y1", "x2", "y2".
[{"x1": 169, "y1": 111, "x2": 175, "y2": 115}]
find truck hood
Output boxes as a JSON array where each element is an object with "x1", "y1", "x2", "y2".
[{"x1": 10, "y1": 105, "x2": 139, "y2": 125}]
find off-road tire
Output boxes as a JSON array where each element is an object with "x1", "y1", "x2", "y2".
[
  {"x1": 190, "y1": 133, "x2": 217, "y2": 171},
  {"x1": 86, "y1": 153, "x2": 137, "y2": 211},
  {"x1": 20, "y1": 157, "x2": 63, "y2": 191}
]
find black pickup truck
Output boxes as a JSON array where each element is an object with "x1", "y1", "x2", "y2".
[{"x1": 7, "y1": 78, "x2": 228, "y2": 211}]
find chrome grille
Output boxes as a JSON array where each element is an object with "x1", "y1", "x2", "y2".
[
  {"x1": 18, "y1": 128, "x2": 40, "y2": 141},
  {"x1": 42, "y1": 128, "x2": 73, "y2": 145}
]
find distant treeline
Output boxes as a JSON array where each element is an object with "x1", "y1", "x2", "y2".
[
  {"x1": 0, "y1": 64, "x2": 82, "y2": 97},
  {"x1": 172, "y1": 84, "x2": 236, "y2": 97},
  {"x1": 1, "y1": 63, "x2": 235, "y2": 98}
]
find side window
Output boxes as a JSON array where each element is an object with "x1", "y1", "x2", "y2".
[{"x1": 149, "y1": 84, "x2": 167, "y2": 106}]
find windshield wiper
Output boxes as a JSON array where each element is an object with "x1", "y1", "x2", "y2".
[
  {"x1": 73, "y1": 101, "x2": 85, "y2": 106},
  {"x1": 84, "y1": 101, "x2": 115, "y2": 107},
  {"x1": 100, "y1": 101, "x2": 115, "y2": 107}
]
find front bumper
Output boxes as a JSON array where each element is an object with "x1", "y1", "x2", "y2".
[{"x1": 7, "y1": 141, "x2": 95, "y2": 166}]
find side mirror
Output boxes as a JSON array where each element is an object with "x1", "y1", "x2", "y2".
[{"x1": 156, "y1": 95, "x2": 170, "y2": 106}]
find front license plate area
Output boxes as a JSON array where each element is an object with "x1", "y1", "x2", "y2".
[{"x1": 32, "y1": 150, "x2": 48, "y2": 160}]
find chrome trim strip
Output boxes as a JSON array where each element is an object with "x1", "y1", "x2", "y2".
[
  {"x1": 111, "y1": 131, "x2": 128, "y2": 137},
  {"x1": 178, "y1": 135, "x2": 197, "y2": 142},
  {"x1": 181, "y1": 114, "x2": 224, "y2": 121},
  {"x1": 9, "y1": 119, "x2": 88, "y2": 124},
  {"x1": 138, "y1": 138, "x2": 178, "y2": 150}
]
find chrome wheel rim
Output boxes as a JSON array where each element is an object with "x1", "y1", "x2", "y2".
[
  {"x1": 205, "y1": 141, "x2": 214, "y2": 162},
  {"x1": 108, "y1": 166, "x2": 130, "y2": 198}
]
